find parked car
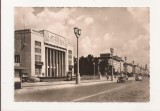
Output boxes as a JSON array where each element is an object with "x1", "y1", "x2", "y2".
[
  {"x1": 135, "y1": 76, "x2": 143, "y2": 81},
  {"x1": 14, "y1": 77, "x2": 21, "y2": 89},
  {"x1": 117, "y1": 76, "x2": 126, "y2": 83},
  {"x1": 27, "y1": 77, "x2": 40, "y2": 83}
]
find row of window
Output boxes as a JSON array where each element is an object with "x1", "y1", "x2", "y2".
[
  {"x1": 35, "y1": 41, "x2": 41, "y2": 62},
  {"x1": 68, "y1": 50, "x2": 72, "y2": 66}
]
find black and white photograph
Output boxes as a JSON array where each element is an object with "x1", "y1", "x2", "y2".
[
  {"x1": 14, "y1": 7, "x2": 150, "y2": 102},
  {"x1": 2, "y1": 0, "x2": 160, "y2": 111}
]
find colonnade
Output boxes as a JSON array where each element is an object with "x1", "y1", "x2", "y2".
[{"x1": 45, "y1": 47, "x2": 66, "y2": 77}]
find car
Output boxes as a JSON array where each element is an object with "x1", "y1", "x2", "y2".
[
  {"x1": 14, "y1": 77, "x2": 21, "y2": 89},
  {"x1": 135, "y1": 76, "x2": 143, "y2": 81},
  {"x1": 117, "y1": 76, "x2": 126, "y2": 83},
  {"x1": 27, "y1": 76, "x2": 40, "y2": 83}
]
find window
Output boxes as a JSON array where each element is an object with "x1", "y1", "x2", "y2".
[
  {"x1": 15, "y1": 55, "x2": 20, "y2": 63},
  {"x1": 68, "y1": 60, "x2": 72, "y2": 65},
  {"x1": 35, "y1": 55, "x2": 41, "y2": 62},
  {"x1": 68, "y1": 55, "x2": 72, "y2": 59},
  {"x1": 68, "y1": 50, "x2": 72, "y2": 67},
  {"x1": 68, "y1": 50, "x2": 72, "y2": 54},
  {"x1": 35, "y1": 41, "x2": 41, "y2": 46},
  {"x1": 35, "y1": 48, "x2": 41, "y2": 53}
]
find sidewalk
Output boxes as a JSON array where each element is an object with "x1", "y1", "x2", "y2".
[{"x1": 15, "y1": 77, "x2": 117, "y2": 94}]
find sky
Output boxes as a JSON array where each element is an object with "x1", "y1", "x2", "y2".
[{"x1": 14, "y1": 7, "x2": 150, "y2": 68}]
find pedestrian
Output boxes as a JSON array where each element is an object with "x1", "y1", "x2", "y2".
[{"x1": 105, "y1": 72, "x2": 109, "y2": 80}]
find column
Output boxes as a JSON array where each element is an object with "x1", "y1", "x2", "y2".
[
  {"x1": 48, "y1": 48, "x2": 50, "y2": 77},
  {"x1": 45, "y1": 47, "x2": 48, "y2": 77},
  {"x1": 63, "y1": 52, "x2": 66, "y2": 76},
  {"x1": 59, "y1": 51, "x2": 62, "y2": 77},
  {"x1": 50, "y1": 49, "x2": 52, "y2": 77},
  {"x1": 56, "y1": 50, "x2": 59, "y2": 76},
  {"x1": 62, "y1": 52, "x2": 64, "y2": 76},
  {"x1": 54, "y1": 50, "x2": 57, "y2": 77},
  {"x1": 52, "y1": 49, "x2": 55, "y2": 77}
]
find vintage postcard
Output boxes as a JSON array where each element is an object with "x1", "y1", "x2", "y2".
[{"x1": 2, "y1": 0, "x2": 160, "y2": 111}]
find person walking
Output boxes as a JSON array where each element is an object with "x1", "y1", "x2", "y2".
[{"x1": 105, "y1": 72, "x2": 109, "y2": 80}]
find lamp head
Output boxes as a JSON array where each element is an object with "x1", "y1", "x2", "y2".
[
  {"x1": 110, "y1": 48, "x2": 114, "y2": 53},
  {"x1": 125, "y1": 57, "x2": 127, "y2": 61},
  {"x1": 74, "y1": 27, "x2": 81, "y2": 38}
]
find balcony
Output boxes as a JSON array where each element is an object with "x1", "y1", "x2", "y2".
[
  {"x1": 14, "y1": 63, "x2": 20, "y2": 67},
  {"x1": 35, "y1": 61, "x2": 43, "y2": 66}
]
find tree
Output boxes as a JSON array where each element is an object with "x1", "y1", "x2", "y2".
[
  {"x1": 74, "y1": 57, "x2": 77, "y2": 74},
  {"x1": 87, "y1": 54, "x2": 94, "y2": 75},
  {"x1": 99, "y1": 59, "x2": 109, "y2": 75},
  {"x1": 93, "y1": 57, "x2": 99, "y2": 75}
]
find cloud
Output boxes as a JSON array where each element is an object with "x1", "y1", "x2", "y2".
[
  {"x1": 103, "y1": 33, "x2": 112, "y2": 41},
  {"x1": 127, "y1": 7, "x2": 149, "y2": 31},
  {"x1": 76, "y1": 15, "x2": 85, "y2": 21},
  {"x1": 104, "y1": 16, "x2": 108, "y2": 21},
  {"x1": 122, "y1": 34, "x2": 149, "y2": 65},
  {"x1": 14, "y1": 7, "x2": 149, "y2": 66},
  {"x1": 84, "y1": 17, "x2": 94, "y2": 25},
  {"x1": 79, "y1": 36, "x2": 99, "y2": 57},
  {"x1": 14, "y1": 8, "x2": 36, "y2": 29},
  {"x1": 67, "y1": 19, "x2": 76, "y2": 25},
  {"x1": 15, "y1": 7, "x2": 73, "y2": 37}
]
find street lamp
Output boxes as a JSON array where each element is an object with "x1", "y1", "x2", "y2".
[
  {"x1": 132, "y1": 60, "x2": 134, "y2": 77},
  {"x1": 120, "y1": 58, "x2": 122, "y2": 74},
  {"x1": 110, "y1": 48, "x2": 114, "y2": 81},
  {"x1": 125, "y1": 56, "x2": 127, "y2": 75},
  {"x1": 74, "y1": 27, "x2": 81, "y2": 84},
  {"x1": 125, "y1": 56, "x2": 127, "y2": 62},
  {"x1": 93, "y1": 62, "x2": 95, "y2": 76}
]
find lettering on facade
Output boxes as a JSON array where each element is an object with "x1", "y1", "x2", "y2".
[{"x1": 44, "y1": 31, "x2": 67, "y2": 48}]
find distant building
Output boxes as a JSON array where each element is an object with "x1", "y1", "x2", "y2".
[
  {"x1": 100, "y1": 53, "x2": 123, "y2": 74},
  {"x1": 14, "y1": 29, "x2": 74, "y2": 78},
  {"x1": 123, "y1": 62, "x2": 133, "y2": 74}
]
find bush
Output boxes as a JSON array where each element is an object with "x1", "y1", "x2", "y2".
[{"x1": 27, "y1": 77, "x2": 40, "y2": 83}]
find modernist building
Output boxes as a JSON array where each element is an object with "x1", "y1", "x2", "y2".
[{"x1": 14, "y1": 29, "x2": 74, "y2": 78}]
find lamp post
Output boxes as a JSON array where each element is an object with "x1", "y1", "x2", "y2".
[
  {"x1": 125, "y1": 56, "x2": 127, "y2": 75},
  {"x1": 120, "y1": 58, "x2": 121, "y2": 75},
  {"x1": 132, "y1": 61, "x2": 134, "y2": 77},
  {"x1": 110, "y1": 48, "x2": 114, "y2": 81},
  {"x1": 74, "y1": 27, "x2": 81, "y2": 84},
  {"x1": 93, "y1": 62, "x2": 95, "y2": 76}
]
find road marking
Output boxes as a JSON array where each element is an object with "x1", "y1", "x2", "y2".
[{"x1": 71, "y1": 82, "x2": 138, "y2": 102}]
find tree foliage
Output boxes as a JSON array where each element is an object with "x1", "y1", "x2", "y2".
[{"x1": 74, "y1": 54, "x2": 117, "y2": 76}]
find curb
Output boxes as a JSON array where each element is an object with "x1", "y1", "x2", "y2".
[{"x1": 15, "y1": 80, "x2": 116, "y2": 94}]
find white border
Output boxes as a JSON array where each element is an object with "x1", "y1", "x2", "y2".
[{"x1": 2, "y1": 0, "x2": 160, "y2": 111}]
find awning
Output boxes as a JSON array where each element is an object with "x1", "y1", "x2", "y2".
[{"x1": 14, "y1": 66, "x2": 27, "y2": 70}]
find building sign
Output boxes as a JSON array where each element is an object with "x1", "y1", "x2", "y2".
[{"x1": 44, "y1": 30, "x2": 67, "y2": 49}]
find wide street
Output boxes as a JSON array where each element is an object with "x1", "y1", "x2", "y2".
[{"x1": 15, "y1": 78, "x2": 149, "y2": 102}]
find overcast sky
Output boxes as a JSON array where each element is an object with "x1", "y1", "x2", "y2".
[{"x1": 14, "y1": 7, "x2": 150, "y2": 67}]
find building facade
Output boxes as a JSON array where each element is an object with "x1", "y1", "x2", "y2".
[
  {"x1": 100, "y1": 53, "x2": 123, "y2": 74},
  {"x1": 14, "y1": 29, "x2": 74, "y2": 78}
]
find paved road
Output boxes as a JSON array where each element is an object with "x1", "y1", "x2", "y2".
[{"x1": 15, "y1": 78, "x2": 149, "y2": 102}]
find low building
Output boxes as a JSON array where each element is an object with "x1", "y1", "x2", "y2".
[{"x1": 14, "y1": 29, "x2": 74, "y2": 78}]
